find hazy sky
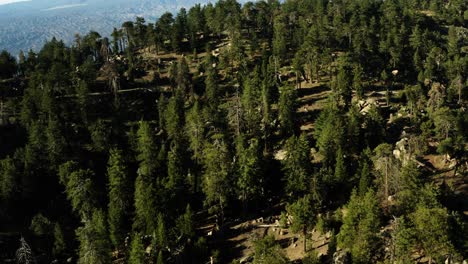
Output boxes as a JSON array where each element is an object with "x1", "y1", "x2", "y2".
[{"x1": 0, "y1": 0, "x2": 31, "y2": 6}]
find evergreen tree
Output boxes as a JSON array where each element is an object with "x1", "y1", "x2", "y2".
[
  {"x1": 333, "y1": 147, "x2": 347, "y2": 184},
  {"x1": 107, "y1": 148, "x2": 132, "y2": 248},
  {"x1": 156, "y1": 251, "x2": 164, "y2": 264},
  {"x1": 201, "y1": 138, "x2": 231, "y2": 225},
  {"x1": 155, "y1": 213, "x2": 167, "y2": 250},
  {"x1": 412, "y1": 206, "x2": 455, "y2": 263},
  {"x1": 60, "y1": 166, "x2": 97, "y2": 218},
  {"x1": 252, "y1": 235, "x2": 288, "y2": 264},
  {"x1": 53, "y1": 223, "x2": 66, "y2": 257},
  {"x1": 176, "y1": 204, "x2": 194, "y2": 239},
  {"x1": 0, "y1": 50, "x2": 17, "y2": 79},
  {"x1": 287, "y1": 195, "x2": 316, "y2": 252},
  {"x1": 0, "y1": 156, "x2": 19, "y2": 203},
  {"x1": 76, "y1": 210, "x2": 111, "y2": 264},
  {"x1": 278, "y1": 85, "x2": 297, "y2": 136},
  {"x1": 236, "y1": 136, "x2": 263, "y2": 210},
  {"x1": 134, "y1": 121, "x2": 159, "y2": 232},
  {"x1": 282, "y1": 134, "x2": 311, "y2": 198},
  {"x1": 338, "y1": 190, "x2": 381, "y2": 263},
  {"x1": 46, "y1": 117, "x2": 66, "y2": 166},
  {"x1": 129, "y1": 233, "x2": 145, "y2": 264}
]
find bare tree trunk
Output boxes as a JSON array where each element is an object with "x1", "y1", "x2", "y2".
[
  {"x1": 303, "y1": 227, "x2": 307, "y2": 253},
  {"x1": 385, "y1": 160, "x2": 389, "y2": 206}
]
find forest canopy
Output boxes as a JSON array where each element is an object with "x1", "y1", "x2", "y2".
[{"x1": 0, "y1": 0, "x2": 467, "y2": 263}]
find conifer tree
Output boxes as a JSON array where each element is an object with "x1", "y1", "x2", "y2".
[
  {"x1": 76, "y1": 210, "x2": 111, "y2": 264},
  {"x1": 236, "y1": 136, "x2": 263, "y2": 210},
  {"x1": 278, "y1": 85, "x2": 297, "y2": 136},
  {"x1": 61, "y1": 166, "x2": 97, "y2": 218},
  {"x1": 53, "y1": 223, "x2": 66, "y2": 257},
  {"x1": 0, "y1": 156, "x2": 18, "y2": 203},
  {"x1": 202, "y1": 138, "x2": 231, "y2": 225},
  {"x1": 338, "y1": 190, "x2": 380, "y2": 263},
  {"x1": 176, "y1": 204, "x2": 194, "y2": 239},
  {"x1": 107, "y1": 148, "x2": 132, "y2": 248},
  {"x1": 129, "y1": 233, "x2": 145, "y2": 264},
  {"x1": 287, "y1": 195, "x2": 316, "y2": 252},
  {"x1": 333, "y1": 147, "x2": 347, "y2": 184},
  {"x1": 134, "y1": 121, "x2": 158, "y2": 232},
  {"x1": 282, "y1": 134, "x2": 311, "y2": 198}
]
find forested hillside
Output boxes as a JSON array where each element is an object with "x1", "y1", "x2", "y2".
[{"x1": 0, "y1": 0, "x2": 467, "y2": 263}]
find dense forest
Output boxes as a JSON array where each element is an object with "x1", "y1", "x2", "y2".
[{"x1": 0, "y1": 0, "x2": 467, "y2": 263}]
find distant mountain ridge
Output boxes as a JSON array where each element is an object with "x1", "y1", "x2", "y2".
[{"x1": 0, "y1": 0, "x2": 217, "y2": 55}]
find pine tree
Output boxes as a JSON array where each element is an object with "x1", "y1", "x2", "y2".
[
  {"x1": 134, "y1": 121, "x2": 158, "y2": 232},
  {"x1": 413, "y1": 206, "x2": 455, "y2": 263},
  {"x1": 107, "y1": 148, "x2": 132, "y2": 248},
  {"x1": 287, "y1": 195, "x2": 316, "y2": 252},
  {"x1": 338, "y1": 190, "x2": 381, "y2": 263},
  {"x1": 155, "y1": 213, "x2": 167, "y2": 250},
  {"x1": 165, "y1": 90, "x2": 185, "y2": 140},
  {"x1": 236, "y1": 136, "x2": 263, "y2": 210},
  {"x1": 0, "y1": 156, "x2": 18, "y2": 203},
  {"x1": 53, "y1": 223, "x2": 66, "y2": 257},
  {"x1": 282, "y1": 134, "x2": 311, "y2": 198},
  {"x1": 278, "y1": 85, "x2": 297, "y2": 136},
  {"x1": 176, "y1": 204, "x2": 194, "y2": 239},
  {"x1": 373, "y1": 143, "x2": 399, "y2": 204},
  {"x1": 334, "y1": 147, "x2": 347, "y2": 184},
  {"x1": 156, "y1": 251, "x2": 164, "y2": 264},
  {"x1": 129, "y1": 233, "x2": 145, "y2": 264},
  {"x1": 46, "y1": 117, "x2": 66, "y2": 167},
  {"x1": 61, "y1": 166, "x2": 97, "y2": 218},
  {"x1": 202, "y1": 138, "x2": 231, "y2": 225},
  {"x1": 252, "y1": 235, "x2": 288, "y2": 264},
  {"x1": 76, "y1": 210, "x2": 111, "y2": 264}
]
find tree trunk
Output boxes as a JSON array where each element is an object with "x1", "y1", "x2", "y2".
[
  {"x1": 385, "y1": 160, "x2": 389, "y2": 206},
  {"x1": 303, "y1": 227, "x2": 307, "y2": 253}
]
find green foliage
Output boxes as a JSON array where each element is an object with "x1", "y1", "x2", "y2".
[
  {"x1": 176, "y1": 204, "x2": 194, "y2": 239},
  {"x1": 236, "y1": 136, "x2": 263, "y2": 207},
  {"x1": 1, "y1": 1, "x2": 467, "y2": 262},
  {"x1": 303, "y1": 250, "x2": 320, "y2": 264},
  {"x1": 129, "y1": 233, "x2": 146, "y2": 264},
  {"x1": 314, "y1": 106, "x2": 344, "y2": 166},
  {"x1": 76, "y1": 210, "x2": 111, "y2": 264},
  {"x1": 155, "y1": 213, "x2": 167, "y2": 250},
  {"x1": 357, "y1": 150, "x2": 372, "y2": 196},
  {"x1": 60, "y1": 165, "x2": 97, "y2": 218},
  {"x1": 165, "y1": 90, "x2": 185, "y2": 140},
  {"x1": 46, "y1": 117, "x2": 66, "y2": 166},
  {"x1": 53, "y1": 223, "x2": 66, "y2": 257},
  {"x1": 89, "y1": 119, "x2": 111, "y2": 152},
  {"x1": 282, "y1": 134, "x2": 311, "y2": 198},
  {"x1": 338, "y1": 190, "x2": 381, "y2": 263},
  {"x1": 134, "y1": 121, "x2": 159, "y2": 232},
  {"x1": 252, "y1": 235, "x2": 288, "y2": 264},
  {"x1": 278, "y1": 85, "x2": 297, "y2": 136},
  {"x1": 334, "y1": 147, "x2": 347, "y2": 184},
  {"x1": 0, "y1": 50, "x2": 17, "y2": 79},
  {"x1": 373, "y1": 143, "x2": 399, "y2": 201},
  {"x1": 0, "y1": 156, "x2": 19, "y2": 202},
  {"x1": 287, "y1": 194, "x2": 316, "y2": 252},
  {"x1": 156, "y1": 250, "x2": 164, "y2": 264},
  {"x1": 333, "y1": 54, "x2": 353, "y2": 107},
  {"x1": 201, "y1": 138, "x2": 231, "y2": 223},
  {"x1": 412, "y1": 206, "x2": 455, "y2": 263},
  {"x1": 107, "y1": 148, "x2": 132, "y2": 248},
  {"x1": 29, "y1": 213, "x2": 53, "y2": 236}
]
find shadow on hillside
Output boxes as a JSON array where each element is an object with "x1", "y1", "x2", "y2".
[{"x1": 296, "y1": 84, "x2": 329, "y2": 98}]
